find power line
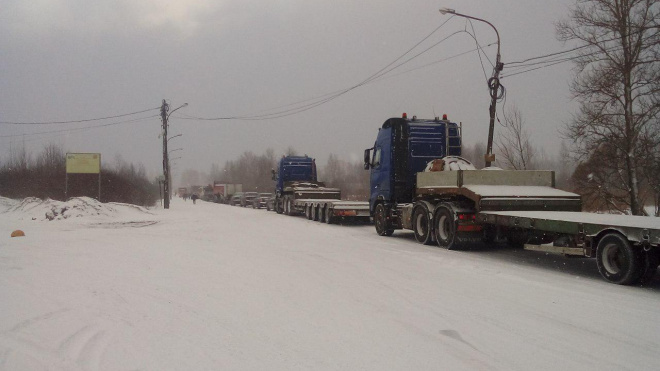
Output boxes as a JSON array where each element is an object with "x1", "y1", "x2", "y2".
[
  {"x1": 0, "y1": 107, "x2": 160, "y2": 125},
  {"x1": 506, "y1": 26, "x2": 655, "y2": 66},
  {"x1": 500, "y1": 32, "x2": 658, "y2": 79},
  {"x1": 0, "y1": 115, "x2": 159, "y2": 140},
  {"x1": 178, "y1": 19, "x2": 462, "y2": 122}
]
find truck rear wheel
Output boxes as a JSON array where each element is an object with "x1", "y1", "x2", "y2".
[
  {"x1": 413, "y1": 205, "x2": 433, "y2": 245},
  {"x1": 305, "y1": 205, "x2": 313, "y2": 220},
  {"x1": 596, "y1": 233, "x2": 641, "y2": 285},
  {"x1": 313, "y1": 205, "x2": 321, "y2": 221},
  {"x1": 284, "y1": 197, "x2": 293, "y2": 216},
  {"x1": 275, "y1": 197, "x2": 283, "y2": 214},
  {"x1": 434, "y1": 206, "x2": 458, "y2": 250},
  {"x1": 374, "y1": 204, "x2": 394, "y2": 236}
]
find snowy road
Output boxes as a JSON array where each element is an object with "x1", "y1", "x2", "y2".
[{"x1": 1, "y1": 198, "x2": 659, "y2": 370}]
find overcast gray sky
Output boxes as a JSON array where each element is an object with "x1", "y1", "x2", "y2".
[{"x1": 1, "y1": 0, "x2": 578, "y2": 179}]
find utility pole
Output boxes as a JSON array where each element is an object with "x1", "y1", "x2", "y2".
[{"x1": 161, "y1": 99, "x2": 170, "y2": 209}]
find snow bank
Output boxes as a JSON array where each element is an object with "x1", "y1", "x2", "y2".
[{"x1": 0, "y1": 196, "x2": 153, "y2": 222}]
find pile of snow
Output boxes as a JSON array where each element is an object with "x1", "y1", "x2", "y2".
[{"x1": 0, "y1": 196, "x2": 153, "y2": 221}]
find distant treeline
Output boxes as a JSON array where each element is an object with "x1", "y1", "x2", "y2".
[{"x1": 0, "y1": 144, "x2": 159, "y2": 206}]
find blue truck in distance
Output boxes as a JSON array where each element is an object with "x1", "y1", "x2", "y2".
[
  {"x1": 272, "y1": 155, "x2": 370, "y2": 223},
  {"x1": 364, "y1": 113, "x2": 660, "y2": 285}
]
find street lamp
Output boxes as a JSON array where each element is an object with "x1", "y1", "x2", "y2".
[
  {"x1": 168, "y1": 103, "x2": 188, "y2": 120},
  {"x1": 440, "y1": 8, "x2": 503, "y2": 168}
]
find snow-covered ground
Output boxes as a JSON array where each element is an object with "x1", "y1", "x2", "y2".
[{"x1": 1, "y1": 197, "x2": 658, "y2": 370}]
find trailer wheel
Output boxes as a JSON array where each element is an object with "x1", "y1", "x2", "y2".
[
  {"x1": 412, "y1": 205, "x2": 433, "y2": 245},
  {"x1": 434, "y1": 206, "x2": 458, "y2": 250},
  {"x1": 325, "y1": 206, "x2": 334, "y2": 224},
  {"x1": 636, "y1": 249, "x2": 659, "y2": 285},
  {"x1": 313, "y1": 205, "x2": 320, "y2": 221},
  {"x1": 596, "y1": 233, "x2": 641, "y2": 285},
  {"x1": 305, "y1": 205, "x2": 312, "y2": 220},
  {"x1": 319, "y1": 205, "x2": 327, "y2": 223},
  {"x1": 374, "y1": 204, "x2": 394, "y2": 236}
]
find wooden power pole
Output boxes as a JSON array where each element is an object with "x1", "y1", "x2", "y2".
[{"x1": 161, "y1": 99, "x2": 170, "y2": 209}]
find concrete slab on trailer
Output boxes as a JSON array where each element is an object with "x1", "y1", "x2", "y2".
[{"x1": 417, "y1": 170, "x2": 557, "y2": 188}]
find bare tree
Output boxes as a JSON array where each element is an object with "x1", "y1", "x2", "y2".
[
  {"x1": 557, "y1": 0, "x2": 660, "y2": 215},
  {"x1": 461, "y1": 141, "x2": 486, "y2": 167},
  {"x1": 495, "y1": 106, "x2": 537, "y2": 170}
]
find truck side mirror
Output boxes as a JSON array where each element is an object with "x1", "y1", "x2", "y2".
[
  {"x1": 271, "y1": 169, "x2": 277, "y2": 181},
  {"x1": 363, "y1": 148, "x2": 372, "y2": 170}
]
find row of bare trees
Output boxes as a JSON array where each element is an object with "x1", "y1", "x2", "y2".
[
  {"x1": 320, "y1": 154, "x2": 370, "y2": 200},
  {"x1": 0, "y1": 144, "x2": 159, "y2": 206}
]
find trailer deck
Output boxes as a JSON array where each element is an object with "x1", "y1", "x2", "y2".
[{"x1": 479, "y1": 210, "x2": 660, "y2": 245}]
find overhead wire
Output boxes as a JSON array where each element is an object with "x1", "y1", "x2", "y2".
[
  {"x1": 0, "y1": 115, "x2": 159, "y2": 140},
  {"x1": 0, "y1": 107, "x2": 160, "y2": 125},
  {"x1": 502, "y1": 27, "x2": 658, "y2": 79},
  {"x1": 178, "y1": 17, "x2": 466, "y2": 122}
]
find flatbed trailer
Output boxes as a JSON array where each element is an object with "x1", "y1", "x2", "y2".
[
  {"x1": 293, "y1": 198, "x2": 370, "y2": 224},
  {"x1": 478, "y1": 210, "x2": 660, "y2": 285},
  {"x1": 375, "y1": 167, "x2": 660, "y2": 285}
]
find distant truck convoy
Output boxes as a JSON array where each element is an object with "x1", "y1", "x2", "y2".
[
  {"x1": 363, "y1": 113, "x2": 660, "y2": 285},
  {"x1": 271, "y1": 155, "x2": 370, "y2": 223},
  {"x1": 213, "y1": 182, "x2": 243, "y2": 203}
]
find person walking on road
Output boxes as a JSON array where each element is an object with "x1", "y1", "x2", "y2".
[{"x1": 191, "y1": 194, "x2": 199, "y2": 204}]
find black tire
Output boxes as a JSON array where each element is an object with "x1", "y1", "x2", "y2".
[
  {"x1": 305, "y1": 205, "x2": 313, "y2": 220},
  {"x1": 412, "y1": 205, "x2": 433, "y2": 245},
  {"x1": 636, "y1": 249, "x2": 659, "y2": 285},
  {"x1": 283, "y1": 197, "x2": 291, "y2": 215},
  {"x1": 325, "y1": 206, "x2": 334, "y2": 224},
  {"x1": 374, "y1": 203, "x2": 394, "y2": 236},
  {"x1": 319, "y1": 205, "x2": 326, "y2": 223},
  {"x1": 275, "y1": 197, "x2": 283, "y2": 214},
  {"x1": 596, "y1": 233, "x2": 641, "y2": 285},
  {"x1": 434, "y1": 206, "x2": 458, "y2": 250},
  {"x1": 313, "y1": 206, "x2": 320, "y2": 221}
]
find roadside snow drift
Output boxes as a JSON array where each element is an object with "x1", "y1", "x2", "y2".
[{"x1": 0, "y1": 197, "x2": 153, "y2": 222}]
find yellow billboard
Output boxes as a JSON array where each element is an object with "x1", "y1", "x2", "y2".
[{"x1": 66, "y1": 153, "x2": 101, "y2": 174}]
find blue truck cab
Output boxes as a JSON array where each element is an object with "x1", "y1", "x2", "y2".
[
  {"x1": 274, "y1": 155, "x2": 318, "y2": 194},
  {"x1": 272, "y1": 155, "x2": 319, "y2": 214},
  {"x1": 364, "y1": 114, "x2": 462, "y2": 213}
]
